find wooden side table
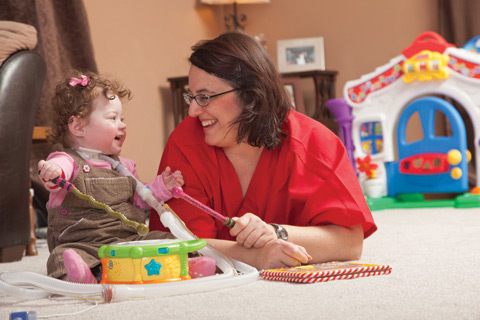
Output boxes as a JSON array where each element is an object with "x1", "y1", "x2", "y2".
[
  {"x1": 167, "y1": 70, "x2": 338, "y2": 130},
  {"x1": 33, "y1": 126, "x2": 50, "y2": 141},
  {"x1": 167, "y1": 76, "x2": 189, "y2": 128},
  {"x1": 280, "y1": 70, "x2": 338, "y2": 122}
]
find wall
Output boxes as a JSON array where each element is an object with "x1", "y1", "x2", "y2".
[
  {"x1": 83, "y1": 0, "x2": 223, "y2": 179},
  {"x1": 83, "y1": 0, "x2": 439, "y2": 179}
]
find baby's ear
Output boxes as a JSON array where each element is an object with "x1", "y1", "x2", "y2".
[{"x1": 68, "y1": 116, "x2": 85, "y2": 137}]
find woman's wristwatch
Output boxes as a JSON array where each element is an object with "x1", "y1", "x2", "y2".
[{"x1": 269, "y1": 223, "x2": 288, "y2": 241}]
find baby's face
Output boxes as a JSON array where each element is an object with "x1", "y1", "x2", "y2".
[{"x1": 79, "y1": 94, "x2": 126, "y2": 155}]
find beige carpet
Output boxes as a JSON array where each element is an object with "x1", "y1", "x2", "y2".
[{"x1": 1, "y1": 208, "x2": 480, "y2": 319}]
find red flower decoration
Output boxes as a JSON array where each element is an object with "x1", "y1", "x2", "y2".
[{"x1": 357, "y1": 155, "x2": 378, "y2": 179}]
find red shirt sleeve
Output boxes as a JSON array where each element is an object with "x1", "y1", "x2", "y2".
[{"x1": 278, "y1": 112, "x2": 376, "y2": 238}]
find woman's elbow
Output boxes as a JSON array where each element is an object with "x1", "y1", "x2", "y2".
[
  {"x1": 346, "y1": 224, "x2": 364, "y2": 260},
  {"x1": 349, "y1": 239, "x2": 363, "y2": 260}
]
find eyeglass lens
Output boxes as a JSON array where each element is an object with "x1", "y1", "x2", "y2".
[
  {"x1": 183, "y1": 89, "x2": 236, "y2": 107},
  {"x1": 183, "y1": 93, "x2": 209, "y2": 106}
]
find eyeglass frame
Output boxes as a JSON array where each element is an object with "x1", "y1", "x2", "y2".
[{"x1": 183, "y1": 89, "x2": 238, "y2": 107}]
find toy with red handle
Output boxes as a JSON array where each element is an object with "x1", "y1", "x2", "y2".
[{"x1": 171, "y1": 186, "x2": 235, "y2": 228}]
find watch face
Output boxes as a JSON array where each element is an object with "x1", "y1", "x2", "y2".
[
  {"x1": 278, "y1": 229, "x2": 288, "y2": 241},
  {"x1": 270, "y1": 223, "x2": 288, "y2": 241}
]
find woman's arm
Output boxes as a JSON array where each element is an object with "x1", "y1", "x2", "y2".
[
  {"x1": 206, "y1": 237, "x2": 311, "y2": 271},
  {"x1": 286, "y1": 223, "x2": 364, "y2": 263},
  {"x1": 209, "y1": 223, "x2": 363, "y2": 270}
]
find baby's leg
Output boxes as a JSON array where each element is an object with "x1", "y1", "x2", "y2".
[{"x1": 63, "y1": 249, "x2": 98, "y2": 284}]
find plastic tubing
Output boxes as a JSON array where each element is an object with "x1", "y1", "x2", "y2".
[
  {"x1": 0, "y1": 273, "x2": 51, "y2": 300},
  {"x1": 97, "y1": 155, "x2": 195, "y2": 239},
  {"x1": 98, "y1": 155, "x2": 254, "y2": 280},
  {"x1": 0, "y1": 272, "x2": 104, "y2": 301},
  {"x1": 0, "y1": 255, "x2": 257, "y2": 302},
  {"x1": 98, "y1": 155, "x2": 237, "y2": 272},
  {"x1": 0, "y1": 156, "x2": 258, "y2": 303},
  {"x1": 0, "y1": 256, "x2": 257, "y2": 302}
]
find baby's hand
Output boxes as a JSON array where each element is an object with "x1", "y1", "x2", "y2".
[
  {"x1": 38, "y1": 160, "x2": 62, "y2": 189},
  {"x1": 162, "y1": 166, "x2": 184, "y2": 192}
]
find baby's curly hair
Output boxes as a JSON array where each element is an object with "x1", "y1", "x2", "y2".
[{"x1": 48, "y1": 70, "x2": 131, "y2": 148}]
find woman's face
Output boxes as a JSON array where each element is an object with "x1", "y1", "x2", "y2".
[{"x1": 187, "y1": 65, "x2": 242, "y2": 149}]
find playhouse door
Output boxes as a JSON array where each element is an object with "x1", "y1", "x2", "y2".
[{"x1": 385, "y1": 96, "x2": 468, "y2": 197}]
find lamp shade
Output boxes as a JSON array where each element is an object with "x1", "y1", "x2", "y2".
[{"x1": 201, "y1": 0, "x2": 270, "y2": 4}]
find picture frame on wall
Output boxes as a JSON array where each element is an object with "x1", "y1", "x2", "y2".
[
  {"x1": 281, "y1": 76, "x2": 305, "y2": 114},
  {"x1": 277, "y1": 37, "x2": 325, "y2": 73}
]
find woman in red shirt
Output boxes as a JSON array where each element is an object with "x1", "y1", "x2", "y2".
[{"x1": 150, "y1": 32, "x2": 377, "y2": 270}]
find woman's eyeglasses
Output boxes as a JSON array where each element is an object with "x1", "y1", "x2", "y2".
[{"x1": 183, "y1": 89, "x2": 237, "y2": 107}]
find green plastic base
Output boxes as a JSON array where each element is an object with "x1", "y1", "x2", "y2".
[{"x1": 366, "y1": 193, "x2": 480, "y2": 211}]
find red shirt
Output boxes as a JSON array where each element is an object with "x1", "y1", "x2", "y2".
[{"x1": 150, "y1": 110, "x2": 377, "y2": 240}]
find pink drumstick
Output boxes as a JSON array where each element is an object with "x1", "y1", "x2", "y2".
[{"x1": 171, "y1": 186, "x2": 235, "y2": 228}]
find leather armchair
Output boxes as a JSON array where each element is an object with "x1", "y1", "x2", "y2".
[{"x1": 0, "y1": 50, "x2": 46, "y2": 262}]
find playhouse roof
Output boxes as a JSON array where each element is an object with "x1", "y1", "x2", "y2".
[
  {"x1": 344, "y1": 31, "x2": 480, "y2": 107},
  {"x1": 401, "y1": 31, "x2": 454, "y2": 58}
]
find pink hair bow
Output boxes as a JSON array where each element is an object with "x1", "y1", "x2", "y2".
[{"x1": 69, "y1": 75, "x2": 89, "y2": 87}]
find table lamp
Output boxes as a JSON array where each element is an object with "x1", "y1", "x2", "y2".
[{"x1": 201, "y1": 0, "x2": 270, "y2": 31}]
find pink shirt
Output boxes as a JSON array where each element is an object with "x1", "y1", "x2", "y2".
[{"x1": 43, "y1": 151, "x2": 172, "y2": 209}]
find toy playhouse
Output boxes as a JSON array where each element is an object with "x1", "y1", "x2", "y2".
[{"x1": 327, "y1": 31, "x2": 480, "y2": 210}]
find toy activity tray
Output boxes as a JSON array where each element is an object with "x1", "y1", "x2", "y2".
[{"x1": 98, "y1": 239, "x2": 206, "y2": 284}]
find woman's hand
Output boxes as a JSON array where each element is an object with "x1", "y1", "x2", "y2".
[
  {"x1": 256, "y1": 239, "x2": 312, "y2": 270},
  {"x1": 230, "y1": 212, "x2": 278, "y2": 249}
]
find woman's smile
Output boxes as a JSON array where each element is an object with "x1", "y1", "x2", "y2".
[{"x1": 201, "y1": 118, "x2": 218, "y2": 129}]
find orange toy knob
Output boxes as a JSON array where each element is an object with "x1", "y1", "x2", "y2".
[{"x1": 471, "y1": 186, "x2": 480, "y2": 194}]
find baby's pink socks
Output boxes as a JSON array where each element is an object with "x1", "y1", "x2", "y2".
[
  {"x1": 63, "y1": 249, "x2": 97, "y2": 284},
  {"x1": 188, "y1": 256, "x2": 216, "y2": 279}
]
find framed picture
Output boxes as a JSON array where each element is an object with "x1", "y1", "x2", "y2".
[
  {"x1": 281, "y1": 76, "x2": 305, "y2": 114},
  {"x1": 277, "y1": 37, "x2": 325, "y2": 73}
]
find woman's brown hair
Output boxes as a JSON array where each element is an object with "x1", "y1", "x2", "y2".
[{"x1": 189, "y1": 31, "x2": 292, "y2": 150}]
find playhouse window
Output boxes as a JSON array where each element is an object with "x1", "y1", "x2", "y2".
[
  {"x1": 405, "y1": 111, "x2": 424, "y2": 143},
  {"x1": 434, "y1": 109, "x2": 452, "y2": 137},
  {"x1": 360, "y1": 121, "x2": 383, "y2": 155}
]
